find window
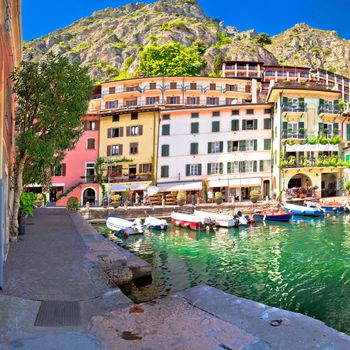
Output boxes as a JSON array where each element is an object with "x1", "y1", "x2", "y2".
[
  {"x1": 231, "y1": 120, "x2": 239, "y2": 131},
  {"x1": 112, "y1": 115, "x2": 120, "y2": 122},
  {"x1": 130, "y1": 142, "x2": 138, "y2": 154},
  {"x1": 227, "y1": 141, "x2": 238, "y2": 152},
  {"x1": 246, "y1": 161, "x2": 256, "y2": 172},
  {"x1": 208, "y1": 141, "x2": 223, "y2": 153},
  {"x1": 126, "y1": 99, "x2": 137, "y2": 106},
  {"x1": 54, "y1": 163, "x2": 66, "y2": 177},
  {"x1": 232, "y1": 110, "x2": 240, "y2": 116},
  {"x1": 212, "y1": 121, "x2": 220, "y2": 132},
  {"x1": 108, "y1": 165, "x2": 122, "y2": 177},
  {"x1": 87, "y1": 138, "x2": 95, "y2": 149},
  {"x1": 242, "y1": 119, "x2": 257, "y2": 130},
  {"x1": 86, "y1": 121, "x2": 97, "y2": 130},
  {"x1": 227, "y1": 161, "x2": 239, "y2": 174},
  {"x1": 168, "y1": 96, "x2": 179, "y2": 104},
  {"x1": 107, "y1": 144, "x2": 123, "y2": 156},
  {"x1": 264, "y1": 118, "x2": 271, "y2": 129},
  {"x1": 190, "y1": 142, "x2": 199, "y2": 155},
  {"x1": 191, "y1": 122, "x2": 199, "y2": 134},
  {"x1": 149, "y1": 82, "x2": 156, "y2": 90},
  {"x1": 209, "y1": 83, "x2": 216, "y2": 90},
  {"x1": 264, "y1": 108, "x2": 272, "y2": 114},
  {"x1": 186, "y1": 164, "x2": 202, "y2": 176},
  {"x1": 162, "y1": 114, "x2": 170, "y2": 120},
  {"x1": 170, "y1": 82, "x2": 177, "y2": 89},
  {"x1": 188, "y1": 97, "x2": 199, "y2": 105},
  {"x1": 246, "y1": 140, "x2": 257, "y2": 151},
  {"x1": 106, "y1": 101, "x2": 116, "y2": 109},
  {"x1": 246, "y1": 109, "x2": 254, "y2": 115},
  {"x1": 239, "y1": 140, "x2": 246, "y2": 151},
  {"x1": 264, "y1": 139, "x2": 271, "y2": 150},
  {"x1": 126, "y1": 125, "x2": 143, "y2": 136},
  {"x1": 148, "y1": 97, "x2": 158, "y2": 104},
  {"x1": 85, "y1": 163, "x2": 95, "y2": 183},
  {"x1": 207, "y1": 163, "x2": 223, "y2": 175},
  {"x1": 161, "y1": 165, "x2": 169, "y2": 178},
  {"x1": 108, "y1": 127, "x2": 124, "y2": 138},
  {"x1": 212, "y1": 111, "x2": 220, "y2": 117},
  {"x1": 139, "y1": 163, "x2": 152, "y2": 173},
  {"x1": 162, "y1": 124, "x2": 170, "y2": 135},
  {"x1": 208, "y1": 97, "x2": 217, "y2": 105},
  {"x1": 161, "y1": 144, "x2": 170, "y2": 157},
  {"x1": 109, "y1": 87, "x2": 115, "y2": 94},
  {"x1": 131, "y1": 112, "x2": 138, "y2": 120},
  {"x1": 191, "y1": 112, "x2": 199, "y2": 118},
  {"x1": 190, "y1": 83, "x2": 197, "y2": 90}
]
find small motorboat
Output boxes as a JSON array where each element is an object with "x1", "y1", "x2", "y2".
[
  {"x1": 284, "y1": 203, "x2": 324, "y2": 216},
  {"x1": 309, "y1": 201, "x2": 344, "y2": 213},
  {"x1": 233, "y1": 210, "x2": 252, "y2": 225},
  {"x1": 194, "y1": 210, "x2": 237, "y2": 227},
  {"x1": 171, "y1": 211, "x2": 215, "y2": 231},
  {"x1": 106, "y1": 216, "x2": 144, "y2": 236},
  {"x1": 144, "y1": 216, "x2": 168, "y2": 230},
  {"x1": 342, "y1": 201, "x2": 350, "y2": 213},
  {"x1": 253, "y1": 209, "x2": 293, "y2": 222}
]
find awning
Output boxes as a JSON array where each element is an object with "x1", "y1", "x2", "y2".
[
  {"x1": 157, "y1": 182, "x2": 202, "y2": 192},
  {"x1": 286, "y1": 144, "x2": 339, "y2": 152},
  {"x1": 209, "y1": 178, "x2": 261, "y2": 188},
  {"x1": 111, "y1": 183, "x2": 149, "y2": 192}
]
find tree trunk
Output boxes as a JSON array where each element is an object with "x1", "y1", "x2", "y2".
[{"x1": 10, "y1": 156, "x2": 26, "y2": 238}]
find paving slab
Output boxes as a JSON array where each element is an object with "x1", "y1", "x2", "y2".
[
  {"x1": 178, "y1": 285, "x2": 350, "y2": 350},
  {"x1": 90, "y1": 295, "x2": 267, "y2": 350}
]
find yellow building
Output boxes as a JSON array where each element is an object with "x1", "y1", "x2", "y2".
[{"x1": 99, "y1": 108, "x2": 160, "y2": 202}]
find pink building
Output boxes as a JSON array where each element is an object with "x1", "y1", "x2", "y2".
[{"x1": 50, "y1": 115, "x2": 100, "y2": 206}]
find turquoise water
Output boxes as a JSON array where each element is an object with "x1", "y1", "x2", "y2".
[{"x1": 95, "y1": 215, "x2": 350, "y2": 334}]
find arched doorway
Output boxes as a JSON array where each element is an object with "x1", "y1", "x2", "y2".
[
  {"x1": 288, "y1": 174, "x2": 312, "y2": 189},
  {"x1": 82, "y1": 188, "x2": 96, "y2": 206},
  {"x1": 287, "y1": 174, "x2": 312, "y2": 199}
]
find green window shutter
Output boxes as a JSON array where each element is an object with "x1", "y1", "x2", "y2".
[
  {"x1": 253, "y1": 119, "x2": 258, "y2": 130},
  {"x1": 239, "y1": 140, "x2": 246, "y2": 151},
  {"x1": 208, "y1": 142, "x2": 212, "y2": 154},
  {"x1": 186, "y1": 164, "x2": 190, "y2": 176},
  {"x1": 260, "y1": 160, "x2": 264, "y2": 171},
  {"x1": 107, "y1": 128, "x2": 112, "y2": 138},
  {"x1": 162, "y1": 124, "x2": 170, "y2": 135},
  {"x1": 347, "y1": 124, "x2": 350, "y2": 141},
  {"x1": 319, "y1": 123, "x2": 324, "y2": 132},
  {"x1": 242, "y1": 120, "x2": 247, "y2": 130},
  {"x1": 198, "y1": 164, "x2": 202, "y2": 175},
  {"x1": 264, "y1": 139, "x2": 271, "y2": 150},
  {"x1": 161, "y1": 166, "x2": 169, "y2": 178},
  {"x1": 282, "y1": 121, "x2": 288, "y2": 133},
  {"x1": 231, "y1": 120, "x2": 239, "y2": 131},
  {"x1": 282, "y1": 96, "x2": 288, "y2": 105},
  {"x1": 191, "y1": 122, "x2": 199, "y2": 134},
  {"x1": 161, "y1": 145, "x2": 169, "y2": 157},
  {"x1": 227, "y1": 141, "x2": 232, "y2": 152},
  {"x1": 212, "y1": 121, "x2": 220, "y2": 132},
  {"x1": 319, "y1": 98, "x2": 324, "y2": 106},
  {"x1": 298, "y1": 97, "x2": 304, "y2": 104},
  {"x1": 254, "y1": 140, "x2": 257, "y2": 151},
  {"x1": 207, "y1": 163, "x2": 211, "y2": 175},
  {"x1": 298, "y1": 122, "x2": 304, "y2": 137},
  {"x1": 253, "y1": 161, "x2": 257, "y2": 172},
  {"x1": 264, "y1": 118, "x2": 271, "y2": 129},
  {"x1": 227, "y1": 162, "x2": 232, "y2": 173},
  {"x1": 334, "y1": 123, "x2": 339, "y2": 135},
  {"x1": 239, "y1": 161, "x2": 246, "y2": 173},
  {"x1": 219, "y1": 163, "x2": 223, "y2": 174},
  {"x1": 219, "y1": 141, "x2": 223, "y2": 152},
  {"x1": 190, "y1": 143, "x2": 198, "y2": 155}
]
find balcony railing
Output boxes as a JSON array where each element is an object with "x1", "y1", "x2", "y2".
[
  {"x1": 225, "y1": 65, "x2": 235, "y2": 70},
  {"x1": 104, "y1": 174, "x2": 152, "y2": 183},
  {"x1": 281, "y1": 130, "x2": 306, "y2": 139},
  {"x1": 282, "y1": 103, "x2": 307, "y2": 113},
  {"x1": 280, "y1": 156, "x2": 348, "y2": 169},
  {"x1": 318, "y1": 105, "x2": 343, "y2": 114},
  {"x1": 102, "y1": 87, "x2": 141, "y2": 96}
]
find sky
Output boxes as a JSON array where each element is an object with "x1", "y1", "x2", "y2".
[{"x1": 23, "y1": 0, "x2": 350, "y2": 42}]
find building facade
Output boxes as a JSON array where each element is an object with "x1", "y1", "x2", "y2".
[
  {"x1": 157, "y1": 104, "x2": 272, "y2": 202},
  {"x1": 50, "y1": 115, "x2": 100, "y2": 206},
  {"x1": 0, "y1": 0, "x2": 22, "y2": 287}
]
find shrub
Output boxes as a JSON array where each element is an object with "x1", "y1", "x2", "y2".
[
  {"x1": 111, "y1": 194, "x2": 121, "y2": 203},
  {"x1": 20, "y1": 192, "x2": 36, "y2": 216},
  {"x1": 67, "y1": 197, "x2": 79, "y2": 211}
]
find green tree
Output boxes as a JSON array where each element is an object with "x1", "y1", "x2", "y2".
[
  {"x1": 255, "y1": 33, "x2": 272, "y2": 46},
  {"x1": 11, "y1": 54, "x2": 93, "y2": 236},
  {"x1": 138, "y1": 42, "x2": 206, "y2": 77}
]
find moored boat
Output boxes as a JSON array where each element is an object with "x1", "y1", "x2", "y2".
[
  {"x1": 171, "y1": 211, "x2": 215, "y2": 230},
  {"x1": 284, "y1": 203, "x2": 324, "y2": 216},
  {"x1": 194, "y1": 210, "x2": 238, "y2": 227},
  {"x1": 144, "y1": 216, "x2": 168, "y2": 230},
  {"x1": 308, "y1": 201, "x2": 344, "y2": 213},
  {"x1": 253, "y1": 209, "x2": 293, "y2": 222},
  {"x1": 106, "y1": 216, "x2": 144, "y2": 235}
]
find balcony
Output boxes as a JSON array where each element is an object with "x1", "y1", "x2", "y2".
[
  {"x1": 319, "y1": 105, "x2": 343, "y2": 118},
  {"x1": 280, "y1": 155, "x2": 347, "y2": 169},
  {"x1": 225, "y1": 65, "x2": 235, "y2": 70},
  {"x1": 282, "y1": 103, "x2": 307, "y2": 120},
  {"x1": 102, "y1": 87, "x2": 141, "y2": 96},
  {"x1": 105, "y1": 174, "x2": 152, "y2": 183},
  {"x1": 281, "y1": 130, "x2": 306, "y2": 140},
  {"x1": 142, "y1": 84, "x2": 163, "y2": 92},
  {"x1": 184, "y1": 85, "x2": 204, "y2": 92},
  {"x1": 203, "y1": 86, "x2": 223, "y2": 93}
]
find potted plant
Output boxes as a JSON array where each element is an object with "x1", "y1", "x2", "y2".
[
  {"x1": 177, "y1": 191, "x2": 186, "y2": 206},
  {"x1": 67, "y1": 197, "x2": 79, "y2": 212},
  {"x1": 111, "y1": 194, "x2": 121, "y2": 208},
  {"x1": 250, "y1": 190, "x2": 260, "y2": 203},
  {"x1": 214, "y1": 191, "x2": 223, "y2": 205}
]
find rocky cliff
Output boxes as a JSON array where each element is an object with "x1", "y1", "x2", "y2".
[{"x1": 24, "y1": 0, "x2": 350, "y2": 82}]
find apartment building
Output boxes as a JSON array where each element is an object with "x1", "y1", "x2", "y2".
[
  {"x1": 157, "y1": 104, "x2": 273, "y2": 202},
  {"x1": 0, "y1": 0, "x2": 22, "y2": 287}
]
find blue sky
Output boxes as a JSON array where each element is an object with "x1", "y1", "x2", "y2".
[{"x1": 23, "y1": 0, "x2": 350, "y2": 42}]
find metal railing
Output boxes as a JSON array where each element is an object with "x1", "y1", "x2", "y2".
[
  {"x1": 281, "y1": 130, "x2": 306, "y2": 139},
  {"x1": 318, "y1": 105, "x2": 343, "y2": 114},
  {"x1": 281, "y1": 103, "x2": 307, "y2": 113}
]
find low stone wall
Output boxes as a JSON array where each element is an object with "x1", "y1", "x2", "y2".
[{"x1": 80, "y1": 201, "x2": 271, "y2": 221}]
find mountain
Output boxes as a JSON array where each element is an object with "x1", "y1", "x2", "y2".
[{"x1": 24, "y1": 0, "x2": 350, "y2": 83}]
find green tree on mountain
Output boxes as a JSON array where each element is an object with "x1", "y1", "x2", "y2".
[{"x1": 255, "y1": 33, "x2": 272, "y2": 46}]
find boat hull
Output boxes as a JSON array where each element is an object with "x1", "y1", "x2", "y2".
[
  {"x1": 171, "y1": 218, "x2": 205, "y2": 230},
  {"x1": 148, "y1": 224, "x2": 169, "y2": 230},
  {"x1": 284, "y1": 204, "x2": 324, "y2": 217},
  {"x1": 310, "y1": 205, "x2": 344, "y2": 213},
  {"x1": 253, "y1": 213, "x2": 292, "y2": 222}
]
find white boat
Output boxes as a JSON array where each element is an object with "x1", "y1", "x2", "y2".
[
  {"x1": 284, "y1": 203, "x2": 324, "y2": 216},
  {"x1": 194, "y1": 210, "x2": 249, "y2": 227},
  {"x1": 106, "y1": 216, "x2": 144, "y2": 235},
  {"x1": 171, "y1": 211, "x2": 215, "y2": 231},
  {"x1": 144, "y1": 216, "x2": 168, "y2": 230}
]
